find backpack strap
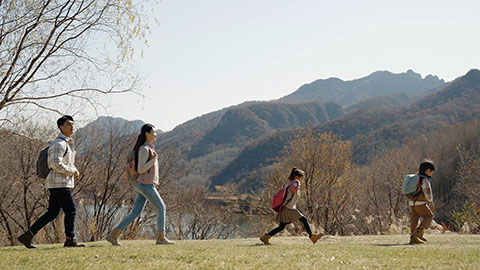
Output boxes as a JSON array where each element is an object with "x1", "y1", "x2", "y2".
[
  {"x1": 145, "y1": 148, "x2": 153, "y2": 173},
  {"x1": 417, "y1": 175, "x2": 425, "y2": 186},
  {"x1": 136, "y1": 146, "x2": 153, "y2": 174},
  {"x1": 53, "y1": 136, "x2": 69, "y2": 157},
  {"x1": 413, "y1": 175, "x2": 425, "y2": 203},
  {"x1": 282, "y1": 183, "x2": 295, "y2": 207}
]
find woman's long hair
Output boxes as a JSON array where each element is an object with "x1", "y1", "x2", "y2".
[{"x1": 133, "y1": 124, "x2": 155, "y2": 171}]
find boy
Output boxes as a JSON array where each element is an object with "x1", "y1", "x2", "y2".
[{"x1": 408, "y1": 159, "x2": 435, "y2": 245}]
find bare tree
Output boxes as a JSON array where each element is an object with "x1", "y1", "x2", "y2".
[
  {"x1": 166, "y1": 186, "x2": 245, "y2": 240},
  {"x1": 0, "y1": 0, "x2": 152, "y2": 126},
  {"x1": 73, "y1": 120, "x2": 135, "y2": 242},
  {"x1": 259, "y1": 127, "x2": 355, "y2": 235},
  {"x1": 354, "y1": 146, "x2": 418, "y2": 233},
  {"x1": 0, "y1": 124, "x2": 54, "y2": 245},
  {"x1": 456, "y1": 150, "x2": 480, "y2": 206}
]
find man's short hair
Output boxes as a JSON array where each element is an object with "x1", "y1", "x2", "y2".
[{"x1": 57, "y1": 115, "x2": 74, "y2": 128}]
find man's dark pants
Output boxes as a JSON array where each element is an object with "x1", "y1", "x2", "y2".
[{"x1": 29, "y1": 188, "x2": 76, "y2": 239}]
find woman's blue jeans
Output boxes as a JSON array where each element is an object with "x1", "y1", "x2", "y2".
[{"x1": 116, "y1": 183, "x2": 166, "y2": 232}]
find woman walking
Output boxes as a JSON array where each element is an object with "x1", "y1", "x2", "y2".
[
  {"x1": 260, "y1": 167, "x2": 323, "y2": 244},
  {"x1": 106, "y1": 124, "x2": 174, "y2": 245}
]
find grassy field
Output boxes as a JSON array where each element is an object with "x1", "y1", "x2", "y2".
[{"x1": 1, "y1": 233, "x2": 480, "y2": 270}]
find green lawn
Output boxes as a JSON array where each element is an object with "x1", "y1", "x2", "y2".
[{"x1": 1, "y1": 234, "x2": 480, "y2": 269}]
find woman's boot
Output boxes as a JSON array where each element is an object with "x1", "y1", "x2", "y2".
[
  {"x1": 105, "y1": 227, "x2": 123, "y2": 246},
  {"x1": 156, "y1": 232, "x2": 175, "y2": 245}
]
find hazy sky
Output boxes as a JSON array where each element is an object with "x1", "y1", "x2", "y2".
[{"x1": 100, "y1": 0, "x2": 480, "y2": 131}]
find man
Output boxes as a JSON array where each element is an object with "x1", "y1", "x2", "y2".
[{"x1": 17, "y1": 115, "x2": 84, "y2": 248}]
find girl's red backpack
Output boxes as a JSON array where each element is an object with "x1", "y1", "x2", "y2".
[{"x1": 271, "y1": 182, "x2": 295, "y2": 212}]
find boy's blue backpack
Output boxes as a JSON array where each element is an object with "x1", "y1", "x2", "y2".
[{"x1": 401, "y1": 174, "x2": 423, "y2": 200}]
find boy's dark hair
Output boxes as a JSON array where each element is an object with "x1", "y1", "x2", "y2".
[
  {"x1": 57, "y1": 115, "x2": 74, "y2": 128},
  {"x1": 288, "y1": 167, "x2": 305, "y2": 180},
  {"x1": 419, "y1": 159, "x2": 435, "y2": 175}
]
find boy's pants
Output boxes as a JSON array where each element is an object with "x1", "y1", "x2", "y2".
[{"x1": 410, "y1": 204, "x2": 434, "y2": 233}]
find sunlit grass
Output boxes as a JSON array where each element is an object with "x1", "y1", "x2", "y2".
[{"x1": 1, "y1": 233, "x2": 480, "y2": 269}]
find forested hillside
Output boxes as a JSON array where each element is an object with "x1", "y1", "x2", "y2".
[
  {"x1": 212, "y1": 69, "x2": 480, "y2": 191},
  {"x1": 346, "y1": 93, "x2": 414, "y2": 111},
  {"x1": 177, "y1": 101, "x2": 344, "y2": 186},
  {"x1": 188, "y1": 101, "x2": 343, "y2": 159}
]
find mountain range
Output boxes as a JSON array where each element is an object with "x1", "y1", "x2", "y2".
[
  {"x1": 80, "y1": 69, "x2": 480, "y2": 193},
  {"x1": 156, "y1": 70, "x2": 444, "y2": 151}
]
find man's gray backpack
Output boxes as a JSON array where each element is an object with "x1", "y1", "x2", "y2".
[{"x1": 36, "y1": 137, "x2": 68, "y2": 178}]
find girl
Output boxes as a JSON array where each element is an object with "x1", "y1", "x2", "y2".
[
  {"x1": 106, "y1": 124, "x2": 174, "y2": 245},
  {"x1": 260, "y1": 167, "x2": 323, "y2": 244}
]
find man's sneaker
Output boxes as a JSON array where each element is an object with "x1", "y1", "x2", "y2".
[
  {"x1": 64, "y1": 237, "x2": 85, "y2": 247},
  {"x1": 17, "y1": 231, "x2": 36, "y2": 249}
]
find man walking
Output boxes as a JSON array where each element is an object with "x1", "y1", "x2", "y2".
[{"x1": 17, "y1": 115, "x2": 84, "y2": 248}]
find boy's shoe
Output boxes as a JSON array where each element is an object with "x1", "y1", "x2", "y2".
[
  {"x1": 64, "y1": 237, "x2": 85, "y2": 247},
  {"x1": 310, "y1": 233, "x2": 324, "y2": 244},
  {"x1": 259, "y1": 234, "x2": 271, "y2": 245},
  {"x1": 409, "y1": 235, "x2": 424, "y2": 245},
  {"x1": 17, "y1": 231, "x2": 36, "y2": 249},
  {"x1": 414, "y1": 228, "x2": 427, "y2": 242}
]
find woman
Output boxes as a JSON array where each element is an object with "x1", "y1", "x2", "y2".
[
  {"x1": 106, "y1": 124, "x2": 174, "y2": 245},
  {"x1": 260, "y1": 167, "x2": 323, "y2": 244}
]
